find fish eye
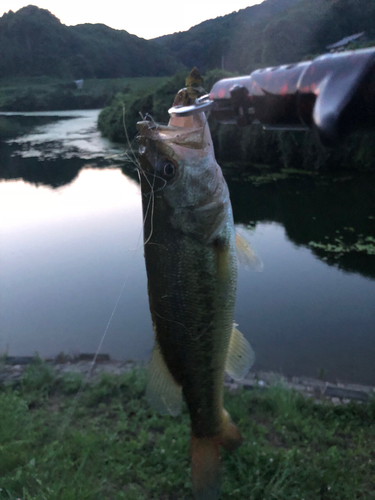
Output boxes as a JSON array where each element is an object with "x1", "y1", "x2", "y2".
[{"x1": 163, "y1": 162, "x2": 175, "y2": 178}]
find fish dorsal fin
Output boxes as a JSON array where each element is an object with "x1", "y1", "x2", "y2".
[
  {"x1": 225, "y1": 324, "x2": 255, "y2": 381},
  {"x1": 146, "y1": 341, "x2": 183, "y2": 416},
  {"x1": 235, "y1": 231, "x2": 263, "y2": 271}
]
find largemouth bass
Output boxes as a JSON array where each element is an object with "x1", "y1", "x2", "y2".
[{"x1": 137, "y1": 70, "x2": 254, "y2": 500}]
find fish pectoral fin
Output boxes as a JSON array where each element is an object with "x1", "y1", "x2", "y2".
[
  {"x1": 225, "y1": 324, "x2": 255, "y2": 381},
  {"x1": 146, "y1": 341, "x2": 182, "y2": 417},
  {"x1": 235, "y1": 231, "x2": 263, "y2": 271}
]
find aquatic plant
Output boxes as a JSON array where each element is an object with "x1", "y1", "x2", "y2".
[{"x1": 308, "y1": 235, "x2": 375, "y2": 257}]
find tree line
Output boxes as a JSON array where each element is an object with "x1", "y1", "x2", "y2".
[
  {"x1": 98, "y1": 0, "x2": 375, "y2": 172},
  {"x1": 4, "y1": 0, "x2": 375, "y2": 80},
  {"x1": 0, "y1": 6, "x2": 180, "y2": 79}
]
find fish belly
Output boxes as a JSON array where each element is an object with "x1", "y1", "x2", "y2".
[{"x1": 144, "y1": 209, "x2": 237, "y2": 438}]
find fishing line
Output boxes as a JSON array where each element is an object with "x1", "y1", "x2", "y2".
[
  {"x1": 137, "y1": 156, "x2": 158, "y2": 247},
  {"x1": 121, "y1": 104, "x2": 160, "y2": 248},
  {"x1": 57, "y1": 105, "x2": 149, "y2": 437},
  {"x1": 57, "y1": 224, "x2": 144, "y2": 438},
  {"x1": 139, "y1": 112, "x2": 159, "y2": 130},
  {"x1": 87, "y1": 108, "x2": 160, "y2": 361},
  {"x1": 122, "y1": 103, "x2": 140, "y2": 168}
]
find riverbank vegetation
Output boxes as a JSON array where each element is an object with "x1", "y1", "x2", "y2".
[
  {"x1": 97, "y1": 68, "x2": 375, "y2": 172},
  {"x1": 0, "y1": 77, "x2": 168, "y2": 113},
  {"x1": 1, "y1": 361, "x2": 375, "y2": 499}
]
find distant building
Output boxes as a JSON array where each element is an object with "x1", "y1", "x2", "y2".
[
  {"x1": 327, "y1": 32, "x2": 366, "y2": 52},
  {"x1": 74, "y1": 79, "x2": 84, "y2": 90}
]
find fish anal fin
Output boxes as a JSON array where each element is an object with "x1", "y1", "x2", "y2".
[
  {"x1": 146, "y1": 341, "x2": 182, "y2": 416},
  {"x1": 235, "y1": 231, "x2": 263, "y2": 271},
  {"x1": 191, "y1": 435, "x2": 221, "y2": 500},
  {"x1": 225, "y1": 324, "x2": 255, "y2": 381},
  {"x1": 220, "y1": 408, "x2": 243, "y2": 452}
]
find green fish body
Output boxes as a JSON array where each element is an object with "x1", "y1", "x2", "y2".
[{"x1": 137, "y1": 87, "x2": 254, "y2": 499}]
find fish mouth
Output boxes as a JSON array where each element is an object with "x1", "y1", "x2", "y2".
[{"x1": 136, "y1": 119, "x2": 212, "y2": 151}]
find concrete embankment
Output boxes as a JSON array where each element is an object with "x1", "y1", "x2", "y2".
[{"x1": 1, "y1": 355, "x2": 374, "y2": 405}]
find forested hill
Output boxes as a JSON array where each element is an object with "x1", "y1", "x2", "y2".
[
  {"x1": 153, "y1": 0, "x2": 301, "y2": 71},
  {"x1": 0, "y1": 5, "x2": 180, "y2": 78},
  {"x1": 154, "y1": 0, "x2": 375, "y2": 73},
  {"x1": 2, "y1": 0, "x2": 375, "y2": 80}
]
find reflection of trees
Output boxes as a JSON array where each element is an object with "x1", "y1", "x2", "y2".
[
  {"x1": 228, "y1": 174, "x2": 375, "y2": 280},
  {"x1": 0, "y1": 141, "x2": 140, "y2": 188},
  {"x1": 0, "y1": 142, "x2": 83, "y2": 187},
  {"x1": 2, "y1": 138, "x2": 374, "y2": 281}
]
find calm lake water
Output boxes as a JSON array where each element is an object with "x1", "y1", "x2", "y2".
[{"x1": 1, "y1": 110, "x2": 375, "y2": 384}]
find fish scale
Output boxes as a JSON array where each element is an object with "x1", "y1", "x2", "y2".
[{"x1": 137, "y1": 69, "x2": 255, "y2": 500}]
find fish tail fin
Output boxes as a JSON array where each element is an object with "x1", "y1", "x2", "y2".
[
  {"x1": 220, "y1": 408, "x2": 244, "y2": 452},
  {"x1": 190, "y1": 411, "x2": 243, "y2": 499},
  {"x1": 191, "y1": 435, "x2": 221, "y2": 500}
]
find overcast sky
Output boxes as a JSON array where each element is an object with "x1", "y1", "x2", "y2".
[{"x1": 1, "y1": 0, "x2": 262, "y2": 39}]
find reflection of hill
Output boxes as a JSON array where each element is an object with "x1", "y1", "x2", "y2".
[
  {"x1": 0, "y1": 142, "x2": 83, "y2": 187},
  {"x1": 227, "y1": 174, "x2": 375, "y2": 280},
  {"x1": 0, "y1": 141, "x2": 141, "y2": 188},
  {"x1": 2, "y1": 144, "x2": 373, "y2": 281}
]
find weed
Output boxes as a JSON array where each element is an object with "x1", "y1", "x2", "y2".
[{"x1": 0, "y1": 366, "x2": 374, "y2": 499}]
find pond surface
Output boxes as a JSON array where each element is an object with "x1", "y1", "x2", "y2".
[{"x1": 1, "y1": 110, "x2": 375, "y2": 384}]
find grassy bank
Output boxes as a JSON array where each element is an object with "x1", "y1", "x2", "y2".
[
  {"x1": 1, "y1": 361, "x2": 375, "y2": 499},
  {"x1": 0, "y1": 77, "x2": 168, "y2": 112}
]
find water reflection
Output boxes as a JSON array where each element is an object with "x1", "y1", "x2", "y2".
[
  {"x1": 1, "y1": 143, "x2": 86, "y2": 187},
  {"x1": 1, "y1": 111, "x2": 373, "y2": 280},
  {"x1": 2, "y1": 110, "x2": 123, "y2": 161},
  {"x1": 0, "y1": 168, "x2": 140, "y2": 230},
  {"x1": 1, "y1": 111, "x2": 375, "y2": 384},
  {"x1": 227, "y1": 175, "x2": 375, "y2": 281},
  {"x1": 0, "y1": 168, "x2": 152, "y2": 362},
  {"x1": 0, "y1": 110, "x2": 129, "y2": 188},
  {"x1": 235, "y1": 222, "x2": 375, "y2": 385}
]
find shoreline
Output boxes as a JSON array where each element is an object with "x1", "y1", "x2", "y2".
[{"x1": 1, "y1": 355, "x2": 374, "y2": 404}]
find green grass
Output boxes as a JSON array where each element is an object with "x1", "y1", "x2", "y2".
[{"x1": 0, "y1": 363, "x2": 375, "y2": 499}]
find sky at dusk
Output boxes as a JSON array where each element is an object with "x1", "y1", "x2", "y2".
[{"x1": 0, "y1": 0, "x2": 262, "y2": 39}]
